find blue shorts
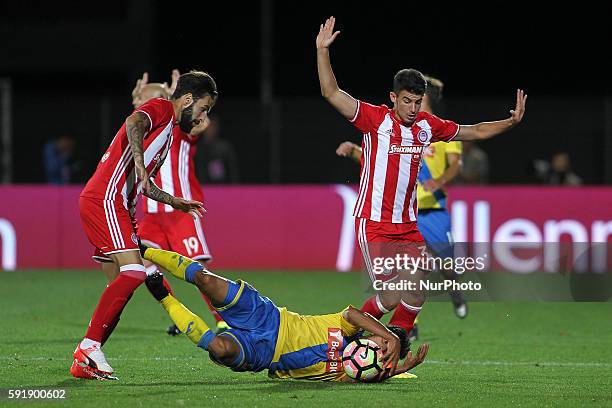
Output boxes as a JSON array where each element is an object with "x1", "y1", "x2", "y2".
[
  {"x1": 214, "y1": 280, "x2": 280, "y2": 373},
  {"x1": 418, "y1": 209, "x2": 454, "y2": 258}
]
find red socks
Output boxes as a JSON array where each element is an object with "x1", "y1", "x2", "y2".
[
  {"x1": 389, "y1": 300, "x2": 422, "y2": 332},
  {"x1": 359, "y1": 295, "x2": 389, "y2": 320},
  {"x1": 85, "y1": 266, "x2": 146, "y2": 342}
]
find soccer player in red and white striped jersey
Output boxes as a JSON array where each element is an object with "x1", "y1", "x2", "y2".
[
  {"x1": 71, "y1": 71, "x2": 218, "y2": 381},
  {"x1": 316, "y1": 17, "x2": 527, "y2": 335},
  {"x1": 131, "y1": 72, "x2": 224, "y2": 333}
]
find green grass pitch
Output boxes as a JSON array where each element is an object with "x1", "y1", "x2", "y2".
[{"x1": 1, "y1": 270, "x2": 611, "y2": 407}]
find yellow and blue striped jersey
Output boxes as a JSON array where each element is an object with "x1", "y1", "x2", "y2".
[
  {"x1": 417, "y1": 141, "x2": 462, "y2": 210},
  {"x1": 268, "y1": 307, "x2": 360, "y2": 381}
]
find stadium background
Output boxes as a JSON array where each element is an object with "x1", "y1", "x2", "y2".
[
  {"x1": 0, "y1": 1, "x2": 610, "y2": 185},
  {"x1": 0, "y1": 2, "x2": 611, "y2": 407},
  {"x1": 0, "y1": 1, "x2": 610, "y2": 271}
]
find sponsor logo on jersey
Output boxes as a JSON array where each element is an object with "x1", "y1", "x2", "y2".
[
  {"x1": 388, "y1": 144, "x2": 425, "y2": 155},
  {"x1": 101, "y1": 152, "x2": 110, "y2": 162},
  {"x1": 131, "y1": 233, "x2": 138, "y2": 245},
  {"x1": 326, "y1": 328, "x2": 344, "y2": 373}
]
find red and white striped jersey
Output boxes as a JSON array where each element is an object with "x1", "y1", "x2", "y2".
[
  {"x1": 351, "y1": 100, "x2": 459, "y2": 223},
  {"x1": 81, "y1": 98, "x2": 175, "y2": 212},
  {"x1": 144, "y1": 128, "x2": 204, "y2": 214}
]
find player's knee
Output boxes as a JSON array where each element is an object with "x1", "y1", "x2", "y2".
[
  {"x1": 378, "y1": 293, "x2": 400, "y2": 311},
  {"x1": 402, "y1": 291, "x2": 425, "y2": 307}
]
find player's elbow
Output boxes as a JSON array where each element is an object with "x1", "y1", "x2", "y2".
[
  {"x1": 125, "y1": 114, "x2": 136, "y2": 129},
  {"x1": 345, "y1": 306, "x2": 361, "y2": 325},
  {"x1": 320, "y1": 86, "x2": 339, "y2": 100}
]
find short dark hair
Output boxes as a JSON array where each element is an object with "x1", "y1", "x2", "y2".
[
  {"x1": 173, "y1": 70, "x2": 218, "y2": 101},
  {"x1": 424, "y1": 75, "x2": 444, "y2": 113},
  {"x1": 387, "y1": 325, "x2": 410, "y2": 359},
  {"x1": 393, "y1": 69, "x2": 427, "y2": 96}
]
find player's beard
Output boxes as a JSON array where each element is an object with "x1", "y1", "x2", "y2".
[{"x1": 178, "y1": 104, "x2": 196, "y2": 133}]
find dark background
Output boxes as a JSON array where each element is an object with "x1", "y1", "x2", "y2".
[{"x1": 0, "y1": 0, "x2": 610, "y2": 184}]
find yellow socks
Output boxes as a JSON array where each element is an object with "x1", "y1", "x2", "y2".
[
  {"x1": 144, "y1": 248, "x2": 203, "y2": 283},
  {"x1": 160, "y1": 295, "x2": 216, "y2": 349}
]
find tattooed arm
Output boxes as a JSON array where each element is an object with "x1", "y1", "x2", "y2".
[
  {"x1": 125, "y1": 111, "x2": 151, "y2": 194},
  {"x1": 125, "y1": 111, "x2": 205, "y2": 218}
]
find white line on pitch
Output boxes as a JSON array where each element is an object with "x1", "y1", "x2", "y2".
[{"x1": 1, "y1": 356, "x2": 610, "y2": 368}]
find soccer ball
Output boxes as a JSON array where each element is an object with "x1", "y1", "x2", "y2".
[{"x1": 342, "y1": 338, "x2": 383, "y2": 382}]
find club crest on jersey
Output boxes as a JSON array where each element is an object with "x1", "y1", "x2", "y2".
[
  {"x1": 153, "y1": 153, "x2": 161, "y2": 163},
  {"x1": 101, "y1": 152, "x2": 110, "y2": 162},
  {"x1": 388, "y1": 144, "x2": 425, "y2": 155},
  {"x1": 417, "y1": 129, "x2": 429, "y2": 143}
]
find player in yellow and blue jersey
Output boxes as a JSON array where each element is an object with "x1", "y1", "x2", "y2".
[
  {"x1": 336, "y1": 76, "x2": 468, "y2": 340},
  {"x1": 140, "y1": 245, "x2": 430, "y2": 382}
]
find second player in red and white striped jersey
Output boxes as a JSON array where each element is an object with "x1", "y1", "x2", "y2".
[
  {"x1": 350, "y1": 101, "x2": 459, "y2": 224},
  {"x1": 81, "y1": 98, "x2": 175, "y2": 212},
  {"x1": 144, "y1": 128, "x2": 203, "y2": 214},
  {"x1": 316, "y1": 16, "x2": 527, "y2": 340}
]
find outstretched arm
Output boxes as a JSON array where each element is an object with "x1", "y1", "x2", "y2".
[
  {"x1": 455, "y1": 89, "x2": 527, "y2": 141},
  {"x1": 316, "y1": 17, "x2": 358, "y2": 120}
]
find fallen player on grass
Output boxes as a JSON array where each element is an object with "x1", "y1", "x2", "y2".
[{"x1": 141, "y1": 245, "x2": 429, "y2": 382}]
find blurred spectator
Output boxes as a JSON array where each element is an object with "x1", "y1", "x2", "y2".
[
  {"x1": 457, "y1": 141, "x2": 489, "y2": 184},
  {"x1": 196, "y1": 118, "x2": 239, "y2": 183},
  {"x1": 43, "y1": 134, "x2": 83, "y2": 184},
  {"x1": 531, "y1": 152, "x2": 582, "y2": 185},
  {"x1": 549, "y1": 152, "x2": 582, "y2": 185}
]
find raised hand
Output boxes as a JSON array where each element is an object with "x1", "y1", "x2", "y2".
[
  {"x1": 162, "y1": 69, "x2": 181, "y2": 97},
  {"x1": 510, "y1": 89, "x2": 528, "y2": 125},
  {"x1": 316, "y1": 16, "x2": 340, "y2": 49},
  {"x1": 131, "y1": 72, "x2": 149, "y2": 107},
  {"x1": 169, "y1": 69, "x2": 180, "y2": 95}
]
